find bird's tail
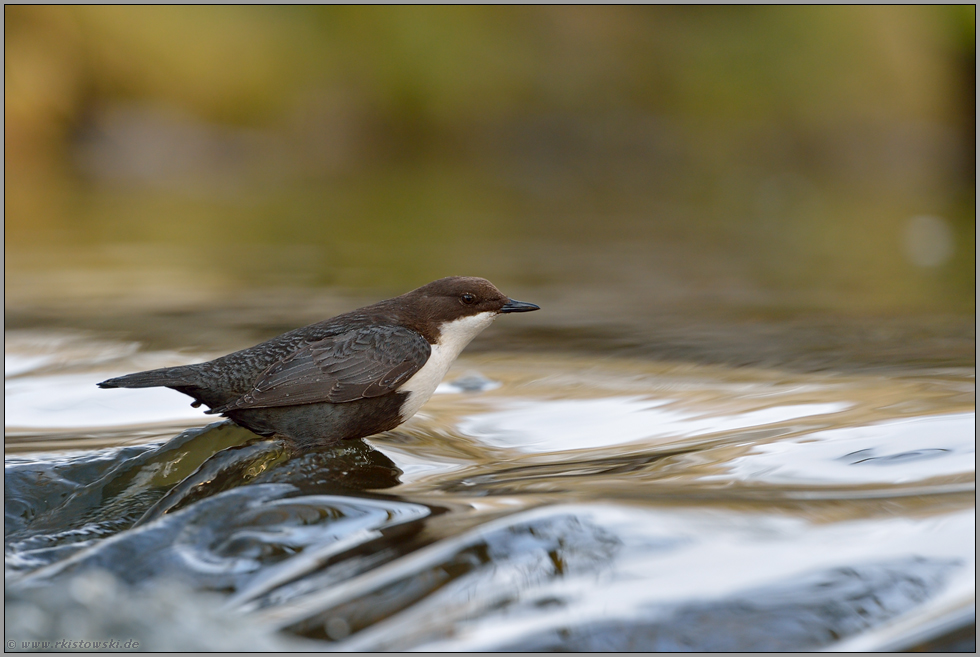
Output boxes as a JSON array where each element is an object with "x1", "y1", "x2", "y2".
[{"x1": 98, "y1": 366, "x2": 198, "y2": 390}]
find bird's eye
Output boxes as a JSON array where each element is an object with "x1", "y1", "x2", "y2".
[{"x1": 460, "y1": 293, "x2": 476, "y2": 305}]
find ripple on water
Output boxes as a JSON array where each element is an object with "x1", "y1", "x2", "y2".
[
  {"x1": 4, "y1": 339, "x2": 976, "y2": 651},
  {"x1": 263, "y1": 503, "x2": 974, "y2": 652},
  {"x1": 4, "y1": 374, "x2": 208, "y2": 431},
  {"x1": 457, "y1": 396, "x2": 851, "y2": 453},
  {"x1": 719, "y1": 412, "x2": 976, "y2": 485}
]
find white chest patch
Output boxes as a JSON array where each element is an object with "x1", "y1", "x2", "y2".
[{"x1": 399, "y1": 311, "x2": 496, "y2": 421}]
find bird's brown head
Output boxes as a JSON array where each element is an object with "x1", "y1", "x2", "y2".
[{"x1": 393, "y1": 276, "x2": 539, "y2": 341}]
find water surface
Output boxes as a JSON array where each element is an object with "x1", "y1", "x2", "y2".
[{"x1": 4, "y1": 328, "x2": 974, "y2": 651}]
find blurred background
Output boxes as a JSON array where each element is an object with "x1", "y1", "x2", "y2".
[{"x1": 5, "y1": 5, "x2": 976, "y2": 370}]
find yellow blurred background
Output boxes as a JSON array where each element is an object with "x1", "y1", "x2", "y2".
[{"x1": 4, "y1": 6, "x2": 975, "y2": 364}]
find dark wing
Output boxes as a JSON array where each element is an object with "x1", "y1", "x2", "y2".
[{"x1": 207, "y1": 326, "x2": 430, "y2": 414}]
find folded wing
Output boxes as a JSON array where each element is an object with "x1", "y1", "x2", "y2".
[{"x1": 207, "y1": 325, "x2": 430, "y2": 414}]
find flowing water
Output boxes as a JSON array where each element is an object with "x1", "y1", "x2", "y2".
[{"x1": 4, "y1": 323, "x2": 975, "y2": 651}]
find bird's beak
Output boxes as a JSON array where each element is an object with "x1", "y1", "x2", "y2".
[{"x1": 499, "y1": 298, "x2": 540, "y2": 313}]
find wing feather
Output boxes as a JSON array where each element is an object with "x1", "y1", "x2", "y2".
[{"x1": 208, "y1": 326, "x2": 430, "y2": 413}]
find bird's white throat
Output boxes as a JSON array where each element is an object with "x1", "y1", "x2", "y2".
[{"x1": 399, "y1": 311, "x2": 496, "y2": 421}]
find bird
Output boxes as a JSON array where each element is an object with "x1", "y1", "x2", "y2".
[{"x1": 98, "y1": 277, "x2": 539, "y2": 448}]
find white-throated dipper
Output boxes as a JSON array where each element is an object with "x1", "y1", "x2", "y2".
[{"x1": 98, "y1": 277, "x2": 539, "y2": 447}]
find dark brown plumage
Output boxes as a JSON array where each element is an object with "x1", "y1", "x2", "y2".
[{"x1": 98, "y1": 277, "x2": 538, "y2": 447}]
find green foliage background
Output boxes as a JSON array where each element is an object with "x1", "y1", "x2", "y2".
[{"x1": 5, "y1": 6, "x2": 975, "y2": 315}]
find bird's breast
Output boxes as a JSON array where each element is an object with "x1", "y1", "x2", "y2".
[{"x1": 397, "y1": 311, "x2": 495, "y2": 421}]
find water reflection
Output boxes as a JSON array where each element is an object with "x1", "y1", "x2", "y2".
[
  {"x1": 5, "y1": 373, "x2": 207, "y2": 430},
  {"x1": 458, "y1": 396, "x2": 850, "y2": 453},
  {"x1": 721, "y1": 413, "x2": 975, "y2": 485},
  {"x1": 5, "y1": 421, "x2": 407, "y2": 581},
  {"x1": 494, "y1": 557, "x2": 961, "y2": 651},
  {"x1": 265, "y1": 504, "x2": 973, "y2": 652},
  {"x1": 5, "y1": 338, "x2": 976, "y2": 651}
]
